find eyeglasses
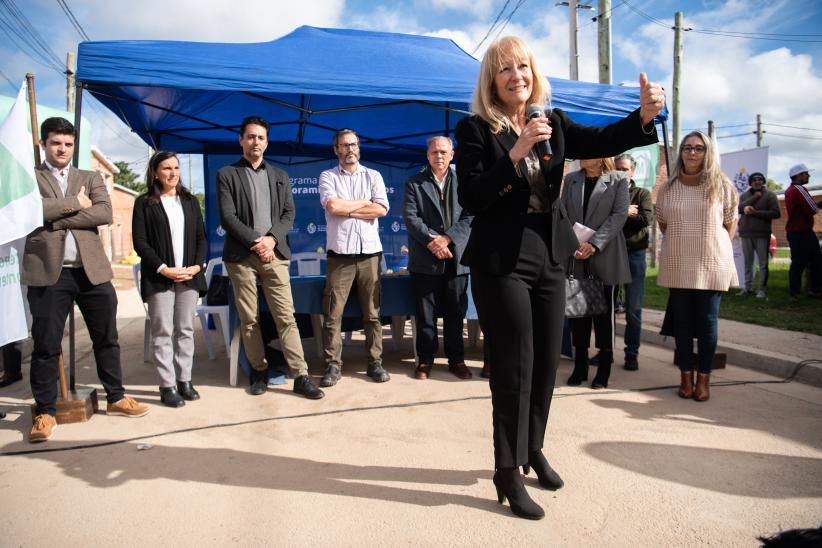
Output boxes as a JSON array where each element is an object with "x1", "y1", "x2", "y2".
[
  {"x1": 337, "y1": 142, "x2": 359, "y2": 150},
  {"x1": 682, "y1": 145, "x2": 706, "y2": 154}
]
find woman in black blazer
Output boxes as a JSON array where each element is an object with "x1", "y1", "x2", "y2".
[
  {"x1": 132, "y1": 151, "x2": 207, "y2": 408},
  {"x1": 455, "y1": 36, "x2": 664, "y2": 520}
]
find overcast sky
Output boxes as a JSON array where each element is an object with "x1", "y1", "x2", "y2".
[{"x1": 2, "y1": 0, "x2": 820, "y2": 191}]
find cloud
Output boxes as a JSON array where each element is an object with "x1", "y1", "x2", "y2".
[{"x1": 81, "y1": 0, "x2": 344, "y2": 42}]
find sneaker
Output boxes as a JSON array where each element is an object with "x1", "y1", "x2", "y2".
[
  {"x1": 755, "y1": 289, "x2": 766, "y2": 299},
  {"x1": 366, "y1": 363, "x2": 391, "y2": 383},
  {"x1": 106, "y1": 395, "x2": 150, "y2": 418},
  {"x1": 320, "y1": 365, "x2": 342, "y2": 387},
  {"x1": 624, "y1": 355, "x2": 639, "y2": 371},
  {"x1": 29, "y1": 413, "x2": 57, "y2": 443},
  {"x1": 736, "y1": 289, "x2": 751, "y2": 297}
]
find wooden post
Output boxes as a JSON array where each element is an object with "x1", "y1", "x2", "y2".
[{"x1": 25, "y1": 74, "x2": 40, "y2": 165}]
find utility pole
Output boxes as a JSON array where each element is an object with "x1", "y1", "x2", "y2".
[
  {"x1": 66, "y1": 52, "x2": 76, "y2": 112},
  {"x1": 756, "y1": 114, "x2": 763, "y2": 147},
  {"x1": 672, "y1": 11, "x2": 683, "y2": 153},
  {"x1": 557, "y1": 1, "x2": 593, "y2": 80},
  {"x1": 597, "y1": 0, "x2": 612, "y2": 84},
  {"x1": 707, "y1": 120, "x2": 714, "y2": 140}
]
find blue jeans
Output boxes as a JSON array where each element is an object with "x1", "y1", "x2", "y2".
[
  {"x1": 668, "y1": 288, "x2": 722, "y2": 374},
  {"x1": 623, "y1": 249, "x2": 646, "y2": 358}
]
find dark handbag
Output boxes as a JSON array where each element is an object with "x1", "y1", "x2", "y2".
[
  {"x1": 206, "y1": 274, "x2": 229, "y2": 306},
  {"x1": 564, "y1": 259, "x2": 607, "y2": 318}
]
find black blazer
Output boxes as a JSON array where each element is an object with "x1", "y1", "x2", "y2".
[
  {"x1": 402, "y1": 165, "x2": 473, "y2": 276},
  {"x1": 132, "y1": 193, "x2": 207, "y2": 300},
  {"x1": 455, "y1": 108, "x2": 658, "y2": 275},
  {"x1": 216, "y1": 158, "x2": 295, "y2": 262}
]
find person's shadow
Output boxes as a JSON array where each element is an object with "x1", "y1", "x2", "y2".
[{"x1": 12, "y1": 441, "x2": 509, "y2": 514}]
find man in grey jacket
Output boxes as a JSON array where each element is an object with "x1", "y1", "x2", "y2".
[
  {"x1": 403, "y1": 136, "x2": 473, "y2": 380},
  {"x1": 737, "y1": 172, "x2": 780, "y2": 299}
]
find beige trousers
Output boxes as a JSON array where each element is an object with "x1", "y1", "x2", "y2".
[
  {"x1": 225, "y1": 254, "x2": 308, "y2": 377},
  {"x1": 322, "y1": 254, "x2": 382, "y2": 368}
]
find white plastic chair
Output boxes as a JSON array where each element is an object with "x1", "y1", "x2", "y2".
[
  {"x1": 290, "y1": 251, "x2": 325, "y2": 276},
  {"x1": 197, "y1": 258, "x2": 232, "y2": 368}
]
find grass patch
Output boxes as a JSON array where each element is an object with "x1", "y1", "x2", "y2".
[
  {"x1": 774, "y1": 247, "x2": 791, "y2": 259},
  {"x1": 643, "y1": 262, "x2": 822, "y2": 336}
]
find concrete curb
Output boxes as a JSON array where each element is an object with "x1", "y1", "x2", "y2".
[{"x1": 614, "y1": 319, "x2": 822, "y2": 388}]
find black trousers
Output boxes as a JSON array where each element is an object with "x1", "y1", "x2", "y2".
[
  {"x1": 2, "y1": 341, "x2": 22, "y2": 376},
  {"x1": 570, "y1": 284, "x2": 615, "y2": 352},
  {"x1": 473, "y1": 214, "x2": 565, "y2": 468},
  {"x1": 411, "y1": 264, "x2": 468, "y2": 365},
  {"x1": 27, "y1": 268, "x2": 124, "y2": 415}
]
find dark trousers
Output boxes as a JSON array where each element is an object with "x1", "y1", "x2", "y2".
[
  {"x1": 668, "y1": 288, "x2": 722, "y2": 375},
  {"x1": 570, "y1": 285, "x2": 615, "y2": 352},
  {"x1": 623, "y1": 249, "x2": 647, "y2": 357},
  {"x1": 787, "y1": 230, "x2": 822, "y2": 296},
  {"x1": 473, "y1": 214, "x2": 565, "y2": 469},
  {"x1": 411, "y1": 265, "x2": 468, "y2": 365},
  {"x1": 27, "y1": 268, "x2": 124, "y2": 416},
  {"x1": 2, "y1": 341, "x2": 22, "y2": 377}
]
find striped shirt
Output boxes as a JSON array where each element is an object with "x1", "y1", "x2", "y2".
[{"x1": 655, "y1": 174, "x2": 739, "y2": 290}]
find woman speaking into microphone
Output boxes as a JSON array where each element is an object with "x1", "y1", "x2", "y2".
[{"x1": 455, "y1": 36, "x2": 664, "y2": 520}]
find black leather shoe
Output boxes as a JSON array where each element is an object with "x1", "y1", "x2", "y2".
[
  {"x1": 160, "y1": 387, "x2": 185, "y2": 408},
  {"x1": 367, "y1": 363, "x2": 390, "y2": 383},
  {"x1": 250, "y1": 378, "x2": 268, "y2": 396},
  {"x1": 0, "y1": 371, "x2": 23, "y2": 388},
  {"x1": 176, "y1": 381, "x2": 200, "y2": 401},
  {"x1": 320, "y1": 365, "x2": 341, "y2": 387},
  {"x1": 624, "y1": 355, "x2": 639, "y2": 371},
  {"x1": 294, "y1": 375, "x2": 325, "y2": 400}
]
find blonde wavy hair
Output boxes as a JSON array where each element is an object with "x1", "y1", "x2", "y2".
[
  {"x1": 660, "y1": 131, "x2": 730, "y2": 204},
  {"x1": 471, "y1": 36, "x2": 551, "y2": 134}
]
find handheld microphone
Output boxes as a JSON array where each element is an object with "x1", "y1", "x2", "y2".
[{"x1": 526, "y1": 104, "x2": 553, "y2": 161}]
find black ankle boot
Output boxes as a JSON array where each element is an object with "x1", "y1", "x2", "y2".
[
  {"x1": 591, "y1": 351, "x2": 613, "y2": 389},
  {"x1": 522, "y1": 450, "x2": 564, "y2": 490},
  {"x1": 567, "y1": 348, "x2": 588, "y2": 386},
  {"x1": 493, "y1": 467, "x2": 544, "y2": 520}
]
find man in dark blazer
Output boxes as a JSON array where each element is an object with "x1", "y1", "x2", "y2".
[
  {"x1": 217, "y1": 116, "x2": 323, "y2": 400},
  {"x1": 23, "y1": 117, "x2": 149, "y2": 443},
  {"x1": 403, "y1": 136, "x2": 474, "y2": 380}
]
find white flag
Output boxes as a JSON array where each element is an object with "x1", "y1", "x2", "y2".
[{"x1": 0, "y1": 82, "x2": 41, "y2": 345}]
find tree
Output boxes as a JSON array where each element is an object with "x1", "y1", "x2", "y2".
[
  {"x1": 113, "y1": 161, "x2": 146, "y2": 193},
  {"x1": 767, "y1": 178, "x2": 782, "y2": 192}
]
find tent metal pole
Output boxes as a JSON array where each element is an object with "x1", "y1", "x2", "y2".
[{"x1": 69, "y1": 82, "x2": 84, "y2": 391}]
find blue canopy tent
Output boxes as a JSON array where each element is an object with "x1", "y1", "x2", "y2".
[{"x1": 75, "y1": 25, "x2": 669, "y2": 265}]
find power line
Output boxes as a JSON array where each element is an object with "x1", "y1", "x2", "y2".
[
  {"x1": 491, "y1": 0, "x2": 529, "y2": 43},
  {"x1": 764, "y1": 122, "x2": 822, "y2": 133},
  {"x1": 0, "y1": 0, "x2": 64, "y2": 70},
  {"x1": 471, "y1": 0, "x2": 512, "y2": 55},
  {"x1": 765, "y1": 131, "x2": 822, "y2": 142},
  {"x1": 56, "y1": 0, "x2": 90, "y2": 41},
  {"x1": 621, "y1": 0, "x2": 822, "y2": 43},
  {"x1": 0, "y1": 67, "x2": 18, "y2": 91},
  {"x1": 578, "y1": 0, "x2": 626, "y2": 29}
]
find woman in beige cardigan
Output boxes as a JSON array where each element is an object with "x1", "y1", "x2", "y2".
[{"x1": 655, "y1": 131, "x2": 738, "y2": 402}]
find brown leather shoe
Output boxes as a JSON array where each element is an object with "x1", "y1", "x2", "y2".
[
  {"x1": 678, "y1": 371, "x2": 695, "y2": 399},
  {"x1": 448, "y1": 362, "x2": 472, "y2": 379},
  {"x1": 694, "y1": 373, "x2": 710, "y2": 402},
  {"x1": 414, "y1": 363, "x2": 432, "y2": 380}
]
